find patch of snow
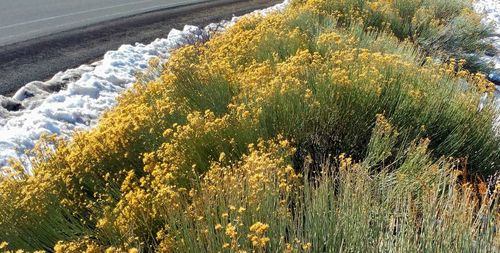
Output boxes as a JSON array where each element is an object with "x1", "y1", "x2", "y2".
[
  {"x1": 0, "y1": 1, "x2": 290, "y2": 171},
  {"x1": 475, "y1": 0, "x2": 500, "y2": 70},
  {"x1": 475, "y1": 0, "x2": 500, "y2": 113}
]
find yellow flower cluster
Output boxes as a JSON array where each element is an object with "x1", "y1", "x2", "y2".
[{"x1": 248, "y1": 222, "x2": 270, "y2": 248}]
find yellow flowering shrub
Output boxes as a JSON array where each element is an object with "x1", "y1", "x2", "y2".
[
  {"x1": 153, "y1": 138, "x2": 301, "y2": 251},
  {"x1": 0, "y1": 0, "x2": 498, "y2": 251}
]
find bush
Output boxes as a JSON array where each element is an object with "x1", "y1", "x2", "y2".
[
  {"x1": 295, "y1": 0, "x2": 492, "y2": 71},
  {"x1": 0, "y1": 0, "x2": 498, "y2": 251}
]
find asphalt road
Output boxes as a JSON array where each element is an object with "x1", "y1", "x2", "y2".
[
  {"x1": 0, "y1": 0, "x2": 208, "y2": 46},
  {"x1": 0, "y1": 0, "x2": 280, "y2": 95}
]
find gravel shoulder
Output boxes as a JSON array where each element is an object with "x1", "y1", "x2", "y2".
[{"x1": 0, "y1": 0, "x2": 280, "y2": 96}]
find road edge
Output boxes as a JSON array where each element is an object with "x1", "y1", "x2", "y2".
[{"x1": 0, "y1": 0, "x2": 280, "y2": 95}]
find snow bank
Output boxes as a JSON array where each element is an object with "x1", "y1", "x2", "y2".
[
  {"x1": 0, "y1": 1, "x2": 290, "y2": 171},
  {"x1": 475, "y1": 0, "x2": 500, "y2": 113},
  {"x1": 475, "y1": 0, "x2": 500, "y2": 70}
]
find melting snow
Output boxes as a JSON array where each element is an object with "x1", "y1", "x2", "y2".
[{"x1": 475, "y1": 0, "x2": 500, "y2": 70}]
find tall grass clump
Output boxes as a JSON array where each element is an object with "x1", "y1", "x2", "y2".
[{"x1": 0, "y1": 0, "x2": 498, "y2": 252}]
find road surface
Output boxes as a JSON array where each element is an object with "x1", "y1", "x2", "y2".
[
  {"x1": 0, "y1": 0, "x2": 208, "y2": 46},
  {"x1": 0, "y1": 0, "x2": 280, "y2": 95}
]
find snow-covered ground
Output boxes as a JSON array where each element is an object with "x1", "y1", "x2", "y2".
[
  {"x1": 475, "y1": 0, "x2": 500, "y2": 70},
  {"x1": 474, "y1": 0, "x2": 500, "y2": 115},
  {"x1": 0, "y1": 1, "x2": 290, "y2": 171}
]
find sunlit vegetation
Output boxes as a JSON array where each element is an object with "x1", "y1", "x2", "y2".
[{"x1": 0, "y1": 0, "x2": 499, "y2": 252}]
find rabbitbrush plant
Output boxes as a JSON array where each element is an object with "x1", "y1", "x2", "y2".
[{"x1": 0, "y1": 0, "x2": 498, "y2": 252}]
